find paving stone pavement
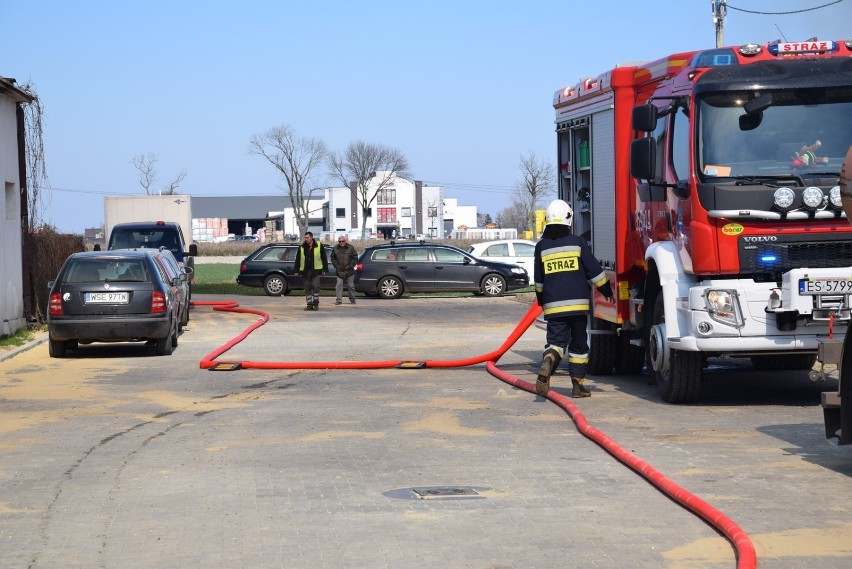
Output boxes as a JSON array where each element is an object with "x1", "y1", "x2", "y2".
[{"x1": 0, "y1": 294, "x2": 850, "y2": 568}]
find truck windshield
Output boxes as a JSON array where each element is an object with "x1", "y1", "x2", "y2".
[{"x1": 697, "y1": 86, "x2": 852, "y2": 180}]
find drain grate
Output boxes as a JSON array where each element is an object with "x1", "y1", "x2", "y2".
[{"x1": 412, "y1": 486, "x2": 480, "y2": 499}]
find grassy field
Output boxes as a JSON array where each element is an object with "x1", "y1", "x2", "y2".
[{"x1": 192, "y1": 263, "x2": 265, "y2": 295}]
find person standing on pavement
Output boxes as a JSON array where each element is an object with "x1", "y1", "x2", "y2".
[
  {"x1": 331, "y1": 235, "x2": 359, "y2": 305},
  {"x1": 294, "y1": 231, "x2": 327, "y2": 311},
  {"x1": 534, "y1": 199, "x2": 614, "y2": 398}
]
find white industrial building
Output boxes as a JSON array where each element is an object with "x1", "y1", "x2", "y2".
[{"x1": 0, "y1": 77, "x2": 33, "y2": 336}]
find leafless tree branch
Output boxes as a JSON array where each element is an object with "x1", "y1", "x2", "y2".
[
  {"x1": 249, "y1": 124, "x2": 328, "y2": 238},
  {"x1": 328, "y1": 140, "x2": 410, "y2": 238}
]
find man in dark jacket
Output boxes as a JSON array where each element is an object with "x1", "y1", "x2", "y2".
[
  {"x1": 294, "y1": 231, "x2": 328, "y2": 311},
  {"x1": 331, "y1": 235, "x2": 359, "y2": 305},
  {"x1": 534, "y1": 199, "x2": 613, "y2": 398}
]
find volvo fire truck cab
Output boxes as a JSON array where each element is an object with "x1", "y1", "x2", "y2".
[{"x1": 553, "y1": 38, "x2": 852, "y2": 404}]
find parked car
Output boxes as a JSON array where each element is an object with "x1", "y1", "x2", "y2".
[
  {"x1": 234, "y1": 235, "x2": 259, "y2": 242},
  {"x1": 354, "y1": 242, "x2": 529, "y2": 299},
  {"x1": 46, "y1": 250, "x2": 185, "y2": 357},
  {"x1": 467, "y1": 239, "x2": 537, "y2": 275},
  {"x1": 236, "y1": 243, "x2": 338, "y2": 296},
  {"x1": 153, "y1": 248, "x2": 192, "y2": 328}
]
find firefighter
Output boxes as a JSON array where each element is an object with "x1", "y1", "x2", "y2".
[{"x1": 534, "y1": 199, "x2": 613, "y2": 397}]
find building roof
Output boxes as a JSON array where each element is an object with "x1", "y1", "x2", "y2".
[
  {"x1": 192, "y1": 196, "x2": 293, "y2": 219},
  {"x1": 0, "y1": 76, "x2": 33, "y2": 104}
]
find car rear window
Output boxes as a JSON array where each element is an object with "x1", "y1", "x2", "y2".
[
  {"x1": 65, "y1": 259, "x2": 148, "y2": 283},
  {"x1": 400, "y1": 248, "x2": 429, "y2": 262},
  {"x1": 110, "y1": 229, "x2": 180, "y2": 254},
  {"x1": 255, "y1": 247, "x2": 295, "y2": 262},
  {"x1": 484, "y1": 243, "x2": 509, "y2": 257},
  {"x1": 373, "y1": 248, "x2": 400, "y2": 261}
]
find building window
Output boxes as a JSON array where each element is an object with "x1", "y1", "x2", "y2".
[
  {"x1": 401, "y1": 207, "x2": 411, "y2": 217},
  {"x1": 336, "y1": 208, "x2": 346, "y2": 218},
  {"x1": 377, "y1": 208, "x2": 396, "y2": 223},
  {"x1": 377, "y1": 188, "x2": 396, "y2": 205}
]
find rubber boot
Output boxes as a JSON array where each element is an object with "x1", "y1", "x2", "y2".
[
  {"x1": 571, "y1": 377, "x2": 591, "y2": 398},
  {"x1": 536, "y1": 348, "x2": 562, "y2": 396}
]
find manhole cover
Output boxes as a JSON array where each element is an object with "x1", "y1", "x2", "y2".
[
  {"x1": 382, "y1": 486, "x2": 491, "y2": 500},
  {"x1": 412, "y1": 486, "x2": 480, "y2": 499}
]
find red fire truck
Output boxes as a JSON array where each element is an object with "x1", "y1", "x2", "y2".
[{"x1": 552, "y1": 38, "x2": 852, "y2": 410}]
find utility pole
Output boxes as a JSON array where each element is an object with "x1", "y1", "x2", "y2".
[{"x1": 712, "y1": 0, "x2": 727, "y2": 48}]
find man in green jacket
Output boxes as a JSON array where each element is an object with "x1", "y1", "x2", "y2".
[{"x1": 331, "y1": 235, "x2": 359, "y2": 305}]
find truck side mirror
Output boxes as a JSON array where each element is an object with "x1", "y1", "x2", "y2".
[
  {"x1": 632, "y1": 104, "x2": 658, "y2": 132},
  {"x1": 188, "y1": 243, "x2": 198, "y2": 256},
  {"x1": 630, "y1": 137, "x2": 656, "y2": 180}
]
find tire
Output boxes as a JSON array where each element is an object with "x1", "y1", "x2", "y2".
[
  {"x1": 750, "y1": 354, "x2": 817, "y2": 370},
  {"x1": 263, "y1": 274, "x2": 288, "y2": 296},
  {"x1": 48, "y1": 337, "x2": 67, "y2": 358},
  {"x1": 481, "y1": 274, "x2": 506, "y2": 296},
  {"x1": 378, "y1": 276, "x2": 403, "y2": 299},
  {"x1": 155, "y1": 331, "x2": 174, "y2": 356},
  {"x1": 647, "y1": 294, "x2": 701, "y2": 403},
  {"x1": 180, "y1": 302, "x2": 189, "y2": 327},
  {"x1": 587, "y1": 317, "x2": 616, "y2": 375}
]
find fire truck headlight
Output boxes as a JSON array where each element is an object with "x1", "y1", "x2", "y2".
[
  {"x1": 704, "y1": 289, "x2": 744, "y2": 327},
  {"x1": 830, "y1": 186, "x2": 842, "y2": 209},
  {"x1": 773, "y1": 187, "x2": 796, "y2": 211},
  {"x1": 802, "y1": 186, "x2": 825, "y2": 210}
]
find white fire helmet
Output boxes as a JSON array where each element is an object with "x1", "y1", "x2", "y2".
[{"x1": 545, "y1": 199, "x2": 573, "y2": 227}]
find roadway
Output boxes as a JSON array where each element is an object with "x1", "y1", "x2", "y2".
[{"x1": 0, "y1": 294, "x2": 850, "y2": 568}]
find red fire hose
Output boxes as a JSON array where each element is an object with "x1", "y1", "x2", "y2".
[{"x1": 192, "y1": 299, "x2": 757, "y2": 568}]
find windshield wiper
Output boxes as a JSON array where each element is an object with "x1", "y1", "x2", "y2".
[{"x1": 734, "y1": 174, "x2": 805, "y2": 187}]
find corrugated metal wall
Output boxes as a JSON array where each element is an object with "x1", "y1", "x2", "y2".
[{"x1": 591, "y1": 109, "x2": 616, "y2": 267}]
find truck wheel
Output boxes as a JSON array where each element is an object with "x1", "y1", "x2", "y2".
[
  {"x1": 615, "y1": 331, "x2": 645, "y2": 375},
  {"x1": 751, "y1": 354, "x2": 817, "y2": 370},
  {"x1": 587, "y1": 317, "x2": 616, "y2": 375},
  {"x1": 647, "y1": 295, "x2": 701, "y2": 403},
  {"x1": 263, "y1": 274, "x2": 288, "y2": 296}
]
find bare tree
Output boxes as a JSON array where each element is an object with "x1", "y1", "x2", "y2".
[
  {"x1": 161, "y1": 169, "x2": 187, "y2": 195},
  {"x1": 516, "y1": 151, "x2": 555, "y2": 231},
  {"x1": 249, "y1": 125, "x2": 328, "y2": 238},
  {"x1": 328, "y1": 140, "x2": 410, "y2": 239},
  {"x1": 131, "y1": 153, "x2": 187, "y2": 195},
  {"x1": 497, "y1": 199, "x2": 532, "y2": 234},
  {"x1": 131, "y1": 153, "x2": 158, "y2": 195}
]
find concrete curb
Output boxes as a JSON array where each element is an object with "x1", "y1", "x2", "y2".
[{"x1": 0, "y1": 333, "x2": 48, "y2": 363}]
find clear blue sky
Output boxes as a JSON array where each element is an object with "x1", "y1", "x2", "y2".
[{"x1": 3, "y1": 0, "x2": 850, "y2": 233}]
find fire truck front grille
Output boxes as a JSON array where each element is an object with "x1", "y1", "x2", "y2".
[{"x1": 738, "y1": 234, "x2": 852, "y2": 275}]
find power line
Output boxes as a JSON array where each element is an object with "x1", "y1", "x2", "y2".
[{"x1": 727, "y1": 0, "x2": 845, "y2": 16}]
